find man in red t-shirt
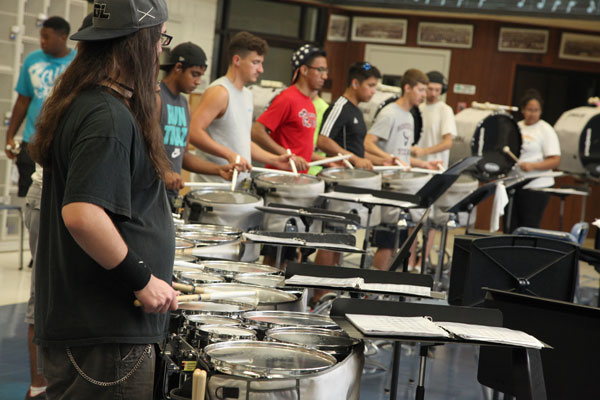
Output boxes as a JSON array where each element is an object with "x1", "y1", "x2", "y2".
[{"x1": 252, "y1": 44, "x2": 328, "y2": 173}]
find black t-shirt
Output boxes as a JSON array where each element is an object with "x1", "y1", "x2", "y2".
[
  {"x1": 319, "y1": 96, "x2": 367, "y2": 157},
  {"x1": 35, "y1": 87, "x2": 175, "y2": 347}
]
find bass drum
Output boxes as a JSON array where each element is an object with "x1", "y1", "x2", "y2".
[
  {"x1": 450, "y1": 107, "x2": 521, "y2": 179},
  {"x1": 253, "y1": 172, "x2": 325, "y2": 232},
  {"x1": 554, "y1": 106, "x2": 600, "y2": 176},
  {"x1": 318, "y1": 168, "x2": 382, "y2": 227},
  {"x1": 204, "y1": 340, "x2": 363, "y2": 400}
]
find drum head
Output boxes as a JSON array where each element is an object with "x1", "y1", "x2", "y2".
[
  {"x1": 184, "y1": 314, "x2": 238, "y2": 326},
  {"x1": 254, "y1": 173, "x2": 322, "y2": 187},
  {"x1": 471, "y1": 113, "x2": 521, "y2": 177},
  {"x1": 176, "y1": 231, "x2": 239, "y2": 246},
  {"x1": 177, "y1": 224, "x2": 242, "y2": 236},
  {"x1": 319, "y1": 167, "x2": 378, "y2": 181},
  {"x1": 190, "y1": 190, "x2": 261, "y2": 205},
  {"x1": 198, "y1": 283, "x2": 296, "y2": 305},
  {"x1": 199, "y1": 326, "x2": 256, "y2": 341},
  {"x1": 203, "y1": 340, "x2": 336, "y2": 378},
  {"x1": 199, "y1": 261, "x2": 279, "y2": 278},
  {"x1": 266, "y1": 327, "x2": 360, "y2": 352},
  {"x1": 242, "y1": 311, "x2": 338, "y2": 329},
  {"x1": 233, "y1": 273, "x2": 285, "y2": 287},
  {"x1": 175, "y1": 271, "x2": 225, "y2": 284},
  {"x1": 178, "y1": 301, "x2": 255, "y2": 314}
]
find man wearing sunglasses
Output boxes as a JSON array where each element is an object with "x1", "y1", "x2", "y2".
[{"x1": 252, "y1": 44, "x2": 330, "y2": 173}]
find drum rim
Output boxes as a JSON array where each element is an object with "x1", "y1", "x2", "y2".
[
  {"x1": 175, "y1": 270, "x2": 225, "y2": 284},
  {"x1": 175, "y1": 237, "x2": 196, "y2": 249},
  {"x1": 198, "y1": 325, "x2": 257, "y2": 340},
  {"x1": 242, "y1": 310, "x2": 337, "y2": 329},
  {"x1": 232, "y1": 273, "x2": 285, "y2": 287},
  {"x1": 254, "y1": 172, "x2": 323, "y2": 186},
  {"x1": 175, "y1": 231, "x2": 240, "y2": 245},
  {"x1": 203, "y1": 340, "x2": 337, "y2": 378},
  {"x1": 188, "y1": 190, "x2": 262, "y2": 204},
  {"x1": 176, "y1": 223, "x2": 243, "y2": 236},
  {"x1": 318, "y1": 166, "x2": 379, "y2": 179},
  {"x1": 197, "y1": 283, "x2": 297, "y2": 305},
  {"x1": 265, "y1": 326, "x2": 360, "y2": 351},
  {"x1": 199, "y1": 260, "x2": 280, "y2": 276},
  {"x1": 184, "y1": 314, "x2": 239, "y2": 326},
  {"x1": 177, "y1": 300, "x2": 256, "y2": 314}
]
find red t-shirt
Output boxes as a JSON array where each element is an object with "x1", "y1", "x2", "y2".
[{"x1": 257, "y1": 85, "x2": 316, "y2": 173}]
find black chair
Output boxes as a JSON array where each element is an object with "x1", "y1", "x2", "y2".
[{"x1": 448, "y1": 235, "x2": 579, "y2": 307}]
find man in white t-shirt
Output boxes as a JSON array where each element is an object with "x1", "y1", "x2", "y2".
[
  {"x1": 364, "y1": 68, "x2": 441, "y2": 270},
  {"x1": 409, "y1": 71, "x2": 457, "y2": 269}
]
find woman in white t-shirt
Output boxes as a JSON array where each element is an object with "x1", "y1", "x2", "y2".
[{"x1": 504, "y1": 89, "x2": 561, "y2": 233}]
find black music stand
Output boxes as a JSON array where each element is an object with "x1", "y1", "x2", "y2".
[
  {"x1": 448, "y1": 235, "x2": 579, "y2": 307},
  {"x1": 330, "y1": 298, "x2": 546, "y2": 400},
  {"x1": 479, "y1": 288, "x2": 600, "y2": 399},
  {"x1": 388, "y1": 208, "x2": 430, "y2": 273},
  {"x1": 244, "y1": 231, "x2": 363, "y2": 269},
  {"x1": 257, "y1": 203, "x2": 362, "y2": 232}
]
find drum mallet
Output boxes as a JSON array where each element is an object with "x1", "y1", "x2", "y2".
[
  {"x1": 286, "y1": 149, "x2": 298, "y2": 175},
  {"x1": 133, "y1": 290, "x2": 257, "y2": 307},
  {"x1": 230, "y1": 154, "x2": 240, "y2": 191},
  {"x1": 502, "y1": 146, "x2": 520, "y2": 163},
  {"x1": 338, "y1": 152, "x2": 354, "y2": 169}
]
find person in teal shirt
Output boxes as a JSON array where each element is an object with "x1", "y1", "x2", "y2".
[{"x1": 5, "y1": 16, "x2": 75, "y2": 197}]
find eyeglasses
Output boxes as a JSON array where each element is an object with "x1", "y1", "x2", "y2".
[
  {"x1": 306, "y1": 66, "x2": 328, "y2": 74},
  {"x1": 161, "y1": 33, "x2": 173, "y2": 47}
]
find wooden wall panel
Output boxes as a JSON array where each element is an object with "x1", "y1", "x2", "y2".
[{"x1": 321, "y1": 10, "x2": 600, "y2": 231}]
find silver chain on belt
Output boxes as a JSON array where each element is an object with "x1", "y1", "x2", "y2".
[{"x1": 66, "y1": 344, "x2": 152, "y2": 387}]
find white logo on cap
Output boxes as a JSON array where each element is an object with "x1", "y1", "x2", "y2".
[{"x1": 137, "y1": 7, "x2": 155, "y2": 21}]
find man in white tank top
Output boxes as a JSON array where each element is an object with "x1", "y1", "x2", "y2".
[{"x1": 189, "y1": 31, "x2": 292, "y2": 185}]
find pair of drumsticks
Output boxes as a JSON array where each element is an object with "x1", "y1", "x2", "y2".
[{"x1": 133, "y1": 282, "x2": 257, "y2": 307}]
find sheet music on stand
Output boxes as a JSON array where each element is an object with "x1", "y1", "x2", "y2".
[
  {"x1": 346, "y1": 314, "x2": 547, "y2": 349},
  {"x1": 285, "y1": 275, "x2": 432, "y2": 297}
]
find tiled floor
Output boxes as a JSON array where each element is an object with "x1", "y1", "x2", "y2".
[{"x1": 0, "y1": 228, "x2": 598, "y2": 399}]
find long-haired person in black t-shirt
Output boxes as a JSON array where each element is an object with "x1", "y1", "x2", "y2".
[{"x1": 29, "y1": 1, "x2": 178, "y2": 398}]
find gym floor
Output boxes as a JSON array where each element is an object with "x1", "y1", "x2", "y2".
[{"x1": 1, "y1": 230, "x2": 598, "y2": 399}]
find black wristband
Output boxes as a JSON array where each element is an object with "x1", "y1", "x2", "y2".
[{"x1": 108, "y1": 248, "x2": 152, "y2": 292}]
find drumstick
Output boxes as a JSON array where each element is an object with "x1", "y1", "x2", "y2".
[
  {"x1": 373, "y1": 165, "x2": 441, "y2": 174},
  {"x1": 307, "y1": 154, "x2": 352, "y2": 167},
  {"x1": 172, "y1": 282, "x2": 243, "y2": 295},
  {"x1": 502, "y1": 146, "x2": 520, "y2": 163},
  {"x1": 192, "y1": 369, "x2": 207, "y2": 400},
  {"x1": 286, "y1": 149, "x2": 298, "y2": 175},
  {"x1": 230, "y1": 154, "x2": 240, "y2": 191},
  {"x1": 133, "y1": 290, "x2": 257, "y2": 307},
  {"x1": 338, "y1": 153, "x2": 354, "y2": 169},
  {"x1": 252, "y1": 167, "x2": 299, "y2": 177},
  {"x1": 184, "y1": 182, "x2": 231, "y2": 188}
]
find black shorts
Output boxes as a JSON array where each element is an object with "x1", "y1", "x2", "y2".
[{"x1": 372, "y1": 224, "x2": 407, "y2": 249}]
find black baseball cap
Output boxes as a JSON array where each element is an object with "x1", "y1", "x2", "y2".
[
  {"x1": 160, "y1": 42, "x2": 207, "y2": 70},
  {"x1": 71, "y1": 0, "x2": 168, "y2": 42}
]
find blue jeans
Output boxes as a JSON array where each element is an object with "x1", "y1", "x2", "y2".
[{"x1": 42, "y1": 343, "x2": 156, "y2": 399}]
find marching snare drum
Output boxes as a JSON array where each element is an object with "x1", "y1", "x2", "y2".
[
  {"x1": 319, "y1": 167, "x2": 382, "y2": 227},
  {"x1": 183, "y1": 190, "x2": 263, "y2": 231},
  {"x1": 174, "y1": 271, "x2": 225, "y2": 285},
  {"x1": 196, "y1": 325, "x2": 257, "y2": 348},
  {"x1": 242, "y1": 310, "x2": 338, "y2": 338},
  {"x1": 180, "y1": 314, "x2": 240, "y2": 346},
  {"x1": 253, "y1": 172, "x2": 325, "y2": 232}
]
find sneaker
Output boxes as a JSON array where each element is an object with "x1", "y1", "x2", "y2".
[{"x1": 25, "y1": 390, "x2": 46, "y2": 400}]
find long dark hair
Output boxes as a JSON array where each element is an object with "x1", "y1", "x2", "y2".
[{"x1": 30, "y1": 25, "x2": 170, "y2": 179}]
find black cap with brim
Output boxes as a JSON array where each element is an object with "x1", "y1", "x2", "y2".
[
  {"x1": 71, "y1": 0, "x2": 167, "y2": 42},
  {"x1": 160, "y1": 42, "x2": 207, "y2": 70}
]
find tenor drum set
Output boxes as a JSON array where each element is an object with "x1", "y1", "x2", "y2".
[{"x1": 164, "y1": 106, "x2": 530, "y2": 398}]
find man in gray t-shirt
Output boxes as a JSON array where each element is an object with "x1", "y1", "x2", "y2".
[{"x1": 364, "y1": 68, "x2": 441, "y2": 271}]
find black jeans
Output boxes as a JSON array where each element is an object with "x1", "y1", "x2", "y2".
[
  {"x1": 503, "y1": 188, "x2": 551, "y2": 234},
  {"x1": 16, "y1": 142, "x2": 35, "y2": 197},
  {"x1": 42, "y1": 343, "x2": 156, "y2": 400}
]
